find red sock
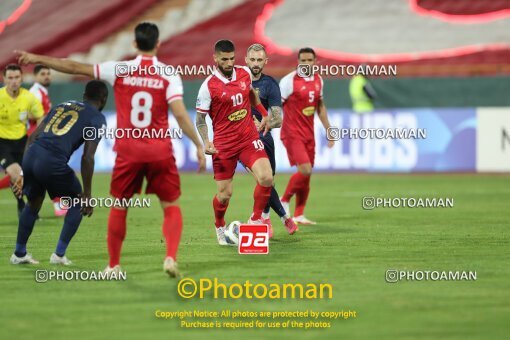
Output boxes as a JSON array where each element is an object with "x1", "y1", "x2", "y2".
[
  {"x1": 0, "y1": 175, "x2": 10, "y2": 189},
  {"x1": 282, "y1": 172, "x2": 308, "y2": 202},
  {"x1": 107, "y1": 208, "x2": 127, "y2": 267},
  {"x1": 213, "y1": 195, "x2": 229, "y2": 228},
  {"x1": 162, "y1": 206, "x2": 182, "y2": 260},
  {"x1": 295, "y1": 175, "x2": 311, "y2": 216},
  {"x1": 252, "y1": 184, "x2": 272, "y2": 220}
]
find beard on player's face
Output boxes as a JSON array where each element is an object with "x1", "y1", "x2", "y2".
[
  {"x1": 36, "y1": 71, "x2": 51, "y2": 88},
  {"x1": 249, "y1": 66, "x2": 262, "y2": 76},
  {"x1": 218, "y1": 64, "x2": 233, "y2": 77}
]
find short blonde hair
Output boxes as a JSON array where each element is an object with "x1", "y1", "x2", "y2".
[{"x1": 247, "y1": 43, "x2": 267, "y2": 55}]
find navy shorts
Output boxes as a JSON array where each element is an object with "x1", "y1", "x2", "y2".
[{"x1": 22, "y1": 144, "x2": 82, "y2": 200}]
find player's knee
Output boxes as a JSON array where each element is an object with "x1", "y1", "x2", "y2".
[
  {"x1": 26, "y1": 199, "x2": 43, "y2": 214},
  {"x1": 217, "y1": 189, "x2": 232, "y2": 203},
  {"x1": 161, "y1": 200, "x2": 179, "y2": 209},
  {"x1": 298, "y1": 164, "x2": 312, "y2": 176},
  {"x1": 257, "y1": 171, "x2": 273, "y2": 187}
]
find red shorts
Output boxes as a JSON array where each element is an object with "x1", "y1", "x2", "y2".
[
  {"x1": 213, "y1": 139, "x2": 268, "y2": 181},
  {"x1": 282, "y1": 138, "x2": 315, "y2": 167},
  {"x1": 110, "y1": 155, "x2": 181, "y2": 202}
]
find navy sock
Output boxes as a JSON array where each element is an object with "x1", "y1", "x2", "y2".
[
  {"x1": 15, "y1": 243, "x2": 26, "y2": 257},
  {"x1": 263, "y1": 203, "x2": 271, "y2": 214},
  {"x1": 267, "y1": 186, "x2": 286, "y2": 218},
  {"x1": 55, "y1": 240, "x2": 68, "y2": 258},
  {"x1": 15, "y1": 205, "x2": 39, "y2": 257},
  {"x1": 55, "y1": 205, "x2": 82, "y2": 257}
]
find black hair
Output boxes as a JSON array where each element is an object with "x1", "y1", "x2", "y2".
[
  {"x1": 135, "y1": 22, "x2": 159, "y2": 51},
  {"x1": 3, "y1": 63, "x2": 22, "y2": 75},
  {"x1": 214, "y1": 39, "x2": 235, "y2": 53},
  {"x1": 33, "y1": 64, "x2": 49, "y2": 75},
  {"x1": 298, "y1": 47, "x2": 316, "y2": 59},
  {"x1": 84, "y1": 80, "x2": 108, "y2": 102}
]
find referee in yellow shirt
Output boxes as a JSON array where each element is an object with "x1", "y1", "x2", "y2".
[{"x1": 0, "y1": 64, "x2": 44, "y2": 216}]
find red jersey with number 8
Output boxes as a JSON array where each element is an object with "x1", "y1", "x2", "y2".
[
  {"x1": 94, "y1": 55, "x2": 183, "y2": 162},
  {"x1": 196, "y1": 66, "x2": 259, "y2": 159}
]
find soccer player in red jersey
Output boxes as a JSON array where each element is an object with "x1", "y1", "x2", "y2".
[
  {"x1": 195, "y1": 40, "x2": 274, "y2": 245},
  {"x1": 279, "y1": 47, "x2": 334, "y2": 225},
  {"x1": 16, "y1": 23, "x2": 206, "y2": 277},
  {"x1": 28, "y1": 65, "x2": 52, "y2": 134}
]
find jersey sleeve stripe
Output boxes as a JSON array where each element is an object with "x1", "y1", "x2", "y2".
[
  {"x1": 196, "y1": 108, "x2": 209, "y2": 113},
  {"x1": 167, "y1": 94, "x2": 183, "y2": 103}
]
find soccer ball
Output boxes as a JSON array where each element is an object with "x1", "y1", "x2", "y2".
[{"x1": 224, "y1": 220, "x2": 241, "y2": 245}]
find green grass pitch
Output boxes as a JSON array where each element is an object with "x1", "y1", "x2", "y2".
[{"x1": 0, "y1": 173, "x2": 509, "y2": 339}]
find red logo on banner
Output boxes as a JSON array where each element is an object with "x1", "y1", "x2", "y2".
[{"x1": 238, "y1": 224, "x2": 269, "y2": 254}]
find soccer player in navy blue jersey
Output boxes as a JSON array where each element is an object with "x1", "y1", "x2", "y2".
[
  {"x1": 10, "y1": 80, "x2": 108, "y2": 265},
  {"x1": 245, "y1": 44, "x2": 298, "y2": 237}
]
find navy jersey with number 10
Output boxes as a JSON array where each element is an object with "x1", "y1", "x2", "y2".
[{"x1": 34, "y1": 100, "x2": 106, "y2": 162}]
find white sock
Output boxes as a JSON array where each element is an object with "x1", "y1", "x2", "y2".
[{"x1": 262, "y1": 211, "x2": 270, "y2": 219}]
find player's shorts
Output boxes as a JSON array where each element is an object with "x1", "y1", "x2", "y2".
[
  {"x1": 281, "y1": 138, "x2": 315, "y2": 167},
  {"x1": 259, "y1": 131, "x2": 275, "y2": 175},
  {"x1": 213, "y1": 139, "x2": 268, "y2": 181},
  {"x1": 22, "y1": 143, "x2": 82, "y2": 200},
  {"x1": 110, "y1": 154, "x2": 181, "y2": 202},
  {"x1": 0, "y1": 136, "x2": 27, "y2": 169}
]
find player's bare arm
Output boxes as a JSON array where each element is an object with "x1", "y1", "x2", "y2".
[
  {"x1": 80, "y1": 140, "x2": 98, "y2": 217},
  {"x1": 318, "y1": 98, "x2": 334, "y2": 148},
  {"x1": 169, "y1": 99, "x2": 206, "y2": 172},
  {"x1": 268, "y1": 106, "x2": 282, "y2": 129},
  {"x1": 195, "y1": 111, "x2": 217, "y2": 155},
  {"x1": 15, "y1": 50, "x2": 94, "y2": 78},
  {"x1": 249, "y1": 87, "x2": 270, "y2": 135},
  {"x1": 254, "y1": 105, "x2": 281, "y2": 129},
  {"x1": 10, "y1": 174, "x2": 23, "y2": 199}
]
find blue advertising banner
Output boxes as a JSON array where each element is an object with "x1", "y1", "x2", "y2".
[{"x1": 68, "y1": 108, "x2": 476, "y2": 173}]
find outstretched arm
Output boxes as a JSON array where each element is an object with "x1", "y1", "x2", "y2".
[{"x1": 16, "y1": 50, "x2": 94, "y2": 78}]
